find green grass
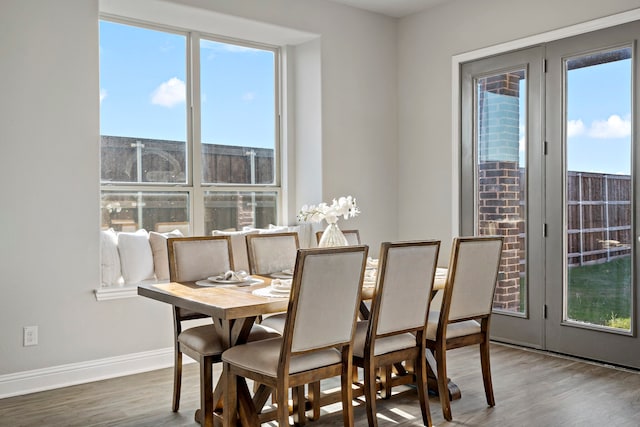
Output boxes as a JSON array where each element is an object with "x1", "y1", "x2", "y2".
[{"x1": 567, "y1": 256, "x2": 632, "y2": 329}]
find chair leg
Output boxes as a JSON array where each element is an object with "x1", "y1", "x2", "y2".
[
  {"x1": 434, "y1": 345, "x2": 452, "y2": 421},
  {"x1": 276, "y1": 381, "x2": 290, "y2": 427},
  {"x1": 363, "y1": 361, "x2": 378, "y2": 427},
  {"x1": 480, "y1": 337, "x2": 495, "y2": 407},
  {"x1": 222, "y1": 363, "x2": 237, "y2": 427},
  {"x1": 308, "y1": 381, "x2": 321, "y2": 421},
  {"x1": 415, "y1": 350, "x2": 433, "y2": 427},
  {"x1": 172, "y1": 349, "x2": 182, "y2": 412},
  {"x1": 200, "y1": 355, "x2": 214, "y2": 427},
  {"x1": 292, "y1": 385, "x2": 306, "y2": 426},
  {"x1": 379, "y1": 366, "x2": 392, "y2": 399},
  {"x1": 341, "y1": 362, "x2": 355, "y2": 427}
]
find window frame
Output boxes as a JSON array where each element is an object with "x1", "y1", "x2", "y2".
[{"x1": 99, "y1": 16, "x2": 283, "y2": 237}]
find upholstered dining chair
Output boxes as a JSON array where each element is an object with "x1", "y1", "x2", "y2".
[
  {"x1": 352, "y1": 240, "x2": 440, "y2": 427},
  {"x1": 246, "y1": 232, "x2": 299, "y2": 334},
  {"x1": 425, "y1": 236, "x2": 504, "y2": 421},
  {"x1": 222, "y1": 245, "x2": 369, "y2": 427},
  {"x1": 315, "y1": 229, "x2": 361, "y2": 245},
  {"x1": 167, "y1": 236, "x2": 278, "y2": 426},
  {"x1": 246, "y1": 232, "x2": 299, "y2": 275}
]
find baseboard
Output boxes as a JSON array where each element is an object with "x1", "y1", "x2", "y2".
[{"x1": 0, "y1": 347, "x2": 194, "y2": 399}]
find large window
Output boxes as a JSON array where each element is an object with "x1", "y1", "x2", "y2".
[{"x1": 99, "y1": 19, "x2": 280, "y2": 235}]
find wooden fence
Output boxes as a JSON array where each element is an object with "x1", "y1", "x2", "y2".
[{"x1": 566, "y1": 171, "x2": 631, "y2": 265}]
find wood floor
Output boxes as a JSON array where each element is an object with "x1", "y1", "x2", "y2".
[{"x1": 2, "y1": 343, "x2": 640, "y2": 426}]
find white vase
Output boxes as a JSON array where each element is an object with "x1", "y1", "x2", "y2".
[{"x1": 318, "y1": 221, "x2": 348, "y2": 247}]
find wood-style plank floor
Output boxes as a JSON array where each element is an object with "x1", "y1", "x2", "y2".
[{"x1": 2, "y1": 343, "x2": 640, "y2": 426}]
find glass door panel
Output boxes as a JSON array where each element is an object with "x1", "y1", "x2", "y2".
[
  {"x1": 461, "y1": 46, "x2": 544, "y2": 348},
  {"x1": 545, "y1": 20, "x2": 640, "y2": 368},
  {"x1": 475, "y1": 70, "x2": 528, "y2": 315},
  {"x1": 564, "y1": 48, "x2": 633, "y2": 332}
]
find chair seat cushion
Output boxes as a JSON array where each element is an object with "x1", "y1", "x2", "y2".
[
  {"x1": 222, "y1": 337, "x2": 342, "y2": 378},
  {"x1": 426, "y1": 311, "x2": 481, "y2": 340},
  {"x1": 352, "y1": 321, "x2": 417, "y2": 358},
  {"x1": 248, "y1": 324, "x2": 282, "y2": 341},
  {"x1": 178, "y1": 324, "x2": 223, "y2": 356},
  {"x1": 179, "y1": 324, "x2": 280, "y2": 356},
  {"x1": 259, "y1": 313, "x2": 287, "y2": 334}
]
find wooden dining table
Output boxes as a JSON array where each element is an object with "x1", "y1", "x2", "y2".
[{"x1": 138, "y1": 268, "x2": 453, "y2": 426}]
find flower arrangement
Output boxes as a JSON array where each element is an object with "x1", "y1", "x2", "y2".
[{"x1": 297, "y1": 196, "x2": 360, "y2": 224}]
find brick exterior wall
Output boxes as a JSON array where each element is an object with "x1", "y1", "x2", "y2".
[
  {"x1": 478, "y1": 161, "x2": 522, "y2": 311},
  {"x1": 477, "y1": 71, "x2": 525, "y2": 311}
]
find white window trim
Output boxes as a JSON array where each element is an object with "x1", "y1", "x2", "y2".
[{"x1": 97, "y1": 16, "x2": 285, "y2": 300}]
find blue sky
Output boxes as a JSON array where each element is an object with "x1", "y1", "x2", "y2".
[
  {"x1": 99, "y1": 20, "x2": 275, "y2": 149},
  {"x1": 101, "y1": 20, "x2": 631, "y2": 174},
  {"x1": 566, "y1": 58, "x2": 631, "y2": 175},
  {"x1": 517, "y1": 55, "x2": 631, "y2": 175}
]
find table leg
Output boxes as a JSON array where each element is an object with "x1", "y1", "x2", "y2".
[{"x1": 425, "y1": 349, "x2": 461, "y2": 401}]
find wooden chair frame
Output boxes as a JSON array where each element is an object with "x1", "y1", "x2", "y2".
[
  {"x1": 167, "y1": 236, "x2": 233, "y2": 426},
  {"x1": 245, "y1": 232, "x2": 300, "y2": 275},
  {"x1": 223, "y1": 245, "x2": 369, "y2": 427},
  {"x1": 426, "y1": 236, "x2": 503, "y2": 421},
  {"x1": 353, "y1": 240, "x2": 440, "y2": 427}
]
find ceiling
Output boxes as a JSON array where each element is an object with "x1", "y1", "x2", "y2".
[{"x1": 325, "y1": 0, "x2": 450, "y2": 18}]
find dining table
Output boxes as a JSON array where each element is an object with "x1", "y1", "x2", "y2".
[{"x1": 137, "y1": 265, "x2": 454, "y2": 426}]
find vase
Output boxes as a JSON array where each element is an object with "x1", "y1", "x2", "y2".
[{"x1": 318, "y1": 221, "x2": 348, "y2": 247}]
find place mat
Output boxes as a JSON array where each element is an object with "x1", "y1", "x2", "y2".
[
  {"x1": 252, "y1": 287, "x2": 290, "y2": 298},
  {"x1": 195, "y1": 278, "x2": 264, "y2": 287}
]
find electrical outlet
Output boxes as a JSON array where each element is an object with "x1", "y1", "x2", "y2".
[{"x1": 23, "y1": 326, "x2": 38, "y2": 346}]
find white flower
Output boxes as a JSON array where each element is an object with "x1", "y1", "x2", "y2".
[{"x1": 297, "y1": 196, "x2": 360, "y2": 224}]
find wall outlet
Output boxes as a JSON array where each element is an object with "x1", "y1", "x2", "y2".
[{"x1": 23, "y1": 326, "x2": 38, "y2": 346}]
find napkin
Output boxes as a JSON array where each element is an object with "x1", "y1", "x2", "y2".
[{"x1": 216, "y1": 270, "x2": 249, "y2": 281}]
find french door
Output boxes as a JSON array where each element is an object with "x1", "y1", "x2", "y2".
[{"x1": 461, "y1": 21, "x2": 640, "y2": 368}]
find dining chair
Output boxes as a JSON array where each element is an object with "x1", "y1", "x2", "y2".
[
  {"x1": 246, "y1": 232, "x2": 300, "y2": 275},
  {"x1": 315, "y1": 229, "x2": 361, "y2": 245},
  {"x1": 425, "y1": 236, "x2": 504, "y2": 421},
  {"x1": 222, "y1": 245, "x2": 369, "y2": 427},
  {"x1": 246, "y1": 232, "x2": 300, "y2": 334},
  {"x1": 167, "y1": 236, "x2": 279, "y2": 426},
  {"x1": 352, "y1": 240, "x2": 440, "y2": 427}
]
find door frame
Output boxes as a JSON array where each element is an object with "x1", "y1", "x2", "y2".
[
  {"x1": 460, "y1": 46, "x2": 546, "y2": 349},
  {"x1": 450, "y1": 10, "x2": 640, "y2": 237}
]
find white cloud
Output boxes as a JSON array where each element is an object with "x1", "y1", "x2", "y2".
[
  {"x1": 588, "y1": 114, "x2": 631, "y2": 139},
  {"x1": 567, "y1": 119, "x2": 585, "y2": 137},
  {"x1": 151, "y1": 77, "x2": 186, "y2": 108},
  {"x1": 100, "y1": 89, "x2": 107, "y2": 103},
  {"x1": 242, "y1": 92, "x2": 256, "y2": 102}
]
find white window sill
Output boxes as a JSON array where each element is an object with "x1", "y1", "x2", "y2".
[
  {"x1": 94, "y1": 279, "x2": 168, "y2": 301},
  {"x1": 94, "y1": 285, "x2": 139, "y2": 301}
]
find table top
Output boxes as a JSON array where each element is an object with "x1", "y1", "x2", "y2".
[
  {"x1": 138, "y1": 277, "x2": 290, "y2": 320},
  {"x1": 138, "y1": 268, "x2": 447, "y2": 320}
]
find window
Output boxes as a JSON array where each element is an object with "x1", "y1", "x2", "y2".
[{"x1": 99, "y1": 19, "x2": 280, "y2": 236}]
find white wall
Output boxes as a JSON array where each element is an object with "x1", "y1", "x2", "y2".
[
  {"x1": 0, "y1": 0, "x2": 397, "y2": 392},
  {"x1": 6, "y1": 0, "x2": 640, "y2": 396},
  {"x1": 397, "y1": 0, "x2": 640, "y2": 260}
]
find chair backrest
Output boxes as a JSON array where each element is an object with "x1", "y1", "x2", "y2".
[
  {"x1": 443, "y1": 236, "x2": 504, "y2": 323},
  {"x1": 246, "y1": 232, "x2": 299, "y2": 275},
  {"x1": 167, "y1": 236, "x2": 233, "y2": 282},
  {"x1": 371, "y1": 241, "x2": 440, "y2": 337},
  {"x1": 282, "y1": 246, "x2": 368, "y2": 355},
  {"x1": 315, "y1": 229, "x2": 361, "y2": 246},
  {"x1": 211, "y1": 229, "x2": 259, "y2": 272}
]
